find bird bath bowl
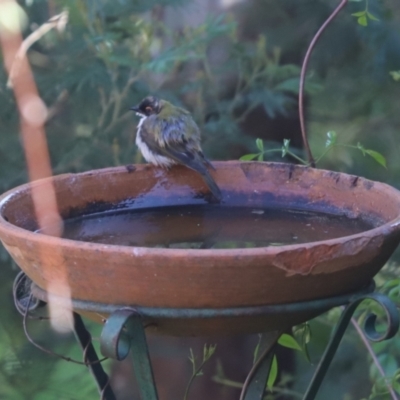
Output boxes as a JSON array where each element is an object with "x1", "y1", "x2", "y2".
[{"x1": 1, "y1": 161, "x2": 400, "y2": 336}]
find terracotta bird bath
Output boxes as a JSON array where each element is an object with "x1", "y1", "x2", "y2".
[
  {"x1": 1, "y1": 160, "x2": 400, "y2": 329},
  {"x1": 2, "y1": 161, "x2": 400, "y2": 400}
]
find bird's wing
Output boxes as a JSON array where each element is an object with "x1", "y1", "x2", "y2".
[
  {"x1": 140, "y1": 121, "x2": 221, "y2": 200},
  {"x1": 141, "y1": 117, "x2": 201, "y2": 163},
  {"x1": 140, "y1": 121, "x2": 201, "y2": 168}
]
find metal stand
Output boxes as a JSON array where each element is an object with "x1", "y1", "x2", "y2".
[
  {"x1": 73, "y1": 313, "x2": 116, "y2": 400},
  {"x1": 100, "y1": 308, "x2": 158, "y2": 400},
  {"x1": 13, "y1": 273, "x2": 400, "y2": 400}
]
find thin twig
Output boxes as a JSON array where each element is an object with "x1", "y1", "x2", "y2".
[
  {"x1": 110, "y1": 74, "x2": 138, "y2": 125},
  {"x1": 7, "y1": 10, "x2": 68, "y2": 88},
  {"x1": 97, "y1": 87, "x2": 113, "y2": 129},
  {"x1": 212, "y1": 376, "x2": 303, "y2": 398},
  {"x1": 350, "y1": 317, "x2": 398, "y2": 400},
  {"x1": 46, "y1": 89, "x2": 69, "y2": 122},
  {"x1": 103, "y1": 111, "x2": 131, "y2": 135},
  {"x1": 298, "y1": 0, "x2": 348, "y2": 167},
  {"x1": 23, "y1": 294, "x2": 108, "y2": 366},
  {"x1": 98, "y1": 75, "x2": 139, "y2": 135},
  {"x1": 183, "y1": 360, "x2": 206, "y2": 400}
]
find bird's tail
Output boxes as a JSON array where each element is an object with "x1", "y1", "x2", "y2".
[
  {"x1": 200, "y1": 168, "x2": 222, "y2": 202},
  {"x1": 165, "y1": 147, "x2": 222, "y2": 201}
]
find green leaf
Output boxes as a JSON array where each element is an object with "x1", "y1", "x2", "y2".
[
  {"x1": 367, "y1": 12, "x2": 380, "y2": 21},
  {"x1": 267, "y1": 355, "x2": 278, "y2": 389},
  {"x1": 303, "y1": 325, "x2": 312, "y2": 344},
  {"x1": 292, "y1": 323, "x2": 313, "y2": 363},
  {"x1": 351, "y1": 11, "x2": 366, "y2": 17},
  {"x1": 389, "y1": 287, "x2": 400, "y2": 301},
  {"x1": 357, "y1": 15, "x2": 368, "y2": 26},
  {"x1": 257, "y1": 153, "x2": 264, "y2": 161},
  {"x1": 303, "y1": 343, "x2": 311, "y2": 364},
  {"x1": 256, "y1": 138, "x2": 264, "y2": 152},
  {"x1": 393, "y1": 370, "x2": 400, "y2": 386},
  {"x1": 392, "y1": 378, "x2": 400, "y2": 395},
  {"x1": 389, "y1": 71, "x2": 400, "y2": 81},
  {"x1": 253, "y1": 336, "x2": 261, "y2": 364},
  {"x1": 293, "y1": 322, "x2": 312, "y2": 345},
  {"x1": 382, "y1": 278, "x2": 400, "y2": 290},
  {"x1": 282, "y1": 139, "x2": 290, "y2": 157},
  {"x1": 357, "y1": 142, "x2": 366, "y2": 155},
  {"x1": 203, "y1": 344, "x2": 217, "y2": 361},
  {"x1": 325, "y1": 131, "x2": 337, "y2": 147},
  {"x1": 278, "y1": 334, "x2": 302, "y2": 351},
  {"x1": 365, "y1": 149, "x2": 387, "y2": 168},
  {"x1": 274, "y1": 77, "x2": 300, "y2": 94},
  {"x1": 240, "y1": 153, "x2": 259, "y2": 161},
  {"x1": 189, "y1": 348, "x2": 195, "y2": 363},
  {"x1": 275, "y1": 78, "x2": 322, "y2": 95}
]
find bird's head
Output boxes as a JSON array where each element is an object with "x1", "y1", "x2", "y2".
[{"x1": 130, "y1": 96, "x2": 161, "y2": 117}]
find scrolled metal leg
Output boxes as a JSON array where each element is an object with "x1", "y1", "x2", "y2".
[
  {"x1": 100, "y1": 308, "x2": 159, "y2": 400},
  {"x1": 72, "y1": 313, "x2": 116, "y2": 400},
  {"x1": 13, "y1": 271, "x2": 42, "y2": 315},
  {"x1": 303, "y1": 292, "x2": 400, "y2": 400},
  {"x1": 13, "y1": 272, "x2": 116, "y2": 400}
]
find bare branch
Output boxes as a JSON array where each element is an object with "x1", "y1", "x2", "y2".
[{"x1": 7, "y1": 10, "x2": 68, "y2": 88}]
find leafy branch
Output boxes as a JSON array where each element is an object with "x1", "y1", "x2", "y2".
[
  {"x1": 183, "y1": 344, "x2": 217, "y2": 400},
  {"x1": 240, "y1": 138, "x2": 307, "y2": 164},
  {"x1": 240, "y1": 131, "x2": 387, "y2": 168},
  {"x1": 265, "y1": 333, "x2": 306, "y2": 390},
  {"x1": 350, "y1": 0, "x2": 379, "y2": 26},
  {"x1": 249, "y1": 332, "x2": 308, "y2": 391}
]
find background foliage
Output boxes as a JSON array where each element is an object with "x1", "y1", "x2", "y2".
[{"x1": 0, "y1": 0, "x2": 400, "y2": 399}]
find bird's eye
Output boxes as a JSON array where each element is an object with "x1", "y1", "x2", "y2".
[{"x1": 145, "y1": 106, "x2": 152, "y2": 113}]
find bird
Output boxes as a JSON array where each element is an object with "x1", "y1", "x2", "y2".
[{"x1": 130, "y1": 96, "x2": 222, "y2": 201}]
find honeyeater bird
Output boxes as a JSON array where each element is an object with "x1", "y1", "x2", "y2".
[{"x1": 130, "y1": 96, "x2": 222, "y2": 201}]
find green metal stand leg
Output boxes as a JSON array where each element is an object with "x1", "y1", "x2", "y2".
[
  {"x1": 72, "y1": 313, "x2": 116, "y2": 400},
  {"x1": 100, "y1": 308, "x2": 159, "y2": 400},
  {"x1": 303, "y1": 292, "x2": 399, "y2": 400}
]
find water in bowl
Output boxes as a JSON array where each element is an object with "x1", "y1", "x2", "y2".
[{"x1": 58, "y1": 205, "x2": 375, "y2": 249}]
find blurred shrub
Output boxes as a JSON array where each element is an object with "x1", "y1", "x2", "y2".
[{"x1": 0, "y1": 0, "x2": 400, "y2": 399}]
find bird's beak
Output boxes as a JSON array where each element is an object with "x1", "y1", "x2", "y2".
[{"x1": 130, "y1": 106, "x2": 139, "y2": 112}]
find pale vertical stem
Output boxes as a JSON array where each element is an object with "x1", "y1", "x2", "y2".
[
  {"x1": 299, "y1": 0, "x2": 348, "y2": 167},
  {"x1": 0, "y1": 0, "x2": 72, "y2": 332}
]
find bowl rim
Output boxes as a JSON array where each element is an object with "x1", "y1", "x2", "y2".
[{"x1": 1, "y1": 161, "x2": 400, "y2": 258}]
